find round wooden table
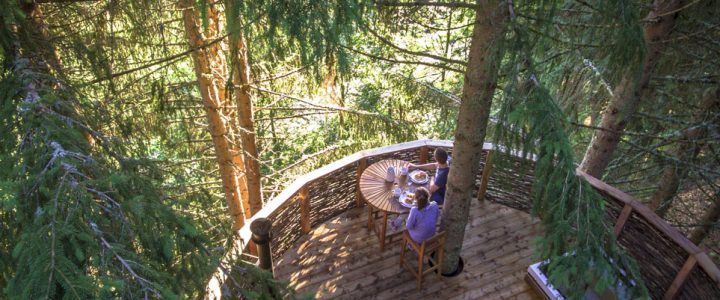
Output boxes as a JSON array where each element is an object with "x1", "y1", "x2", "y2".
[{"x1": 359, "y1": 159, "x2": 429, "y2": 250}]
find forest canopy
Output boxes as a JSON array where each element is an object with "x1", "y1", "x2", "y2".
[{"x1": 1, "y1": 0, "x2": 718, "y2": 298}]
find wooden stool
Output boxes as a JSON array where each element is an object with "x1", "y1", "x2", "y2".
[{"x1": 399, "y1": 230, "x2": 446, "y2": 289}]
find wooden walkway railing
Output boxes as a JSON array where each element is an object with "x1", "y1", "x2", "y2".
[
  {"x1": 579, "y1": 171, "x2": 720, "y2": 299},
  {"x1": 205, "y1": 140, "x2": 720, "y2": 299}
]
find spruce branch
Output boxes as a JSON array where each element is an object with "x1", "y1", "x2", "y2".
[
  {"x1": 86, "y1": 35, "x2": 228, "y2": 85},
  {"x1": 252, "y1": 66, "x2": 308, "y2": 84},
  {"x1": 375, "y1": 1, "x2": 477, "y2": 9},
  {"x1": 89, "y1": 221, "x2": 161, "y2": 299},
  {"x1": 621, "y1": 139, "x2": 720, "y2": 176},
  {"x1": 339, "y1": 44, "x2": 465, "y2": 73},
  {"x1": 406, "y1": 16, "x2": 474, "y2": 31},
  {"x1": 364, "y1": 25, "x2": 468, "y2": 67}
]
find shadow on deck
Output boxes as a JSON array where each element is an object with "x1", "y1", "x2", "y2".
[{"x1": 274, "y1": 200, "x2": 542, "y2": 299}]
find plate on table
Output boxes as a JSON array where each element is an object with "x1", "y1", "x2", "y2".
[
  {"x1": 409, "y1": 170, "x2": 429, "y2": 184},
  {"x1": 399, "y1": 191, "x2": 417, "y2": 208}
]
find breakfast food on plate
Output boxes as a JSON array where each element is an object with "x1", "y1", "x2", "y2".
[
  {"x1": 413, "y1": 172, "x2": 427, "y2": 181},
  {"x1": 403, "y1": 193, "x2": 415, "y2": 205}
]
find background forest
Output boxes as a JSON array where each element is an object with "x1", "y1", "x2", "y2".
[{"x1": 1, "y1": 0, "x2": 718, "y2": 298}]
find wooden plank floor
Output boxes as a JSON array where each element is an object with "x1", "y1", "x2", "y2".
[{"x1": 274, "y1": 200, "x2": 542, "y2": 300}]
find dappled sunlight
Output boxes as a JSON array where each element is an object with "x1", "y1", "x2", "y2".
[{"x1": 274, "y1": 200, "x2": 541, "y2": 299}]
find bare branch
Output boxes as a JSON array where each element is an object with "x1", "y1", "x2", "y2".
[
  {"x1": 252, "y1": 66, "x2": 307, "y2": 84},
  {"x1": 340, "y1": 44, "x2": 465, "y2": 73},
  {"x1": 86, "y1": 35, "x2": 228, "y2": 85},
  {"x1": 266, "y1": 144, "x2": 343, "y2": 178},
  {"x1": 375, "y1": 1, "x2": 477, "y2": 9},
  {"x1": 365, "y1": 26, "x2": 467, "y2": 66}
]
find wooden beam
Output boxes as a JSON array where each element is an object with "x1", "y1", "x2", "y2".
[
  {"x1": 663, "y1": 255, "x2": 698, "y2": 300},
  {"x1": 356, "y1": 157, "x2": 368, "y2": 207},
  {"x1": 477, "y1": 150, "x2": 494, "y2": 201},
  {"x1": 613, "y1": 204, "x2": 633, "y2": 237},
  {"x1": 299, "y1": 187, "x2": 310, "y2": 233},
  {"x1": 419, "y1": 146, "x2": 429, "y2": 164}
]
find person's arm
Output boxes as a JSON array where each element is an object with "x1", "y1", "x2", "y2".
[
  {"x1": 407, "y1": 162, "x2": 437, "y2": 171},
  {"x1": 428, "y1": 170, "x2": 448, "y2": 193},
  {"x1": 406, "y1": 208, "x2": 418, "y2": 230}
]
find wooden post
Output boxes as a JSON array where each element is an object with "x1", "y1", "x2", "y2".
[
  {"x1": 299, "y1": 187, "x2": 310, "y2": 234},
  {"x1": 356, "y1": 158, "x2": 367, "y2": 207},
  {"x1": 477, "y1": 150, "x2": 494, "y2": 201},
  {"x1": 663, "y1": 255, "x2": 698, "y2": 300},
  {"x1": 419, "y1": 146, "x2": 429, "y2": 164},
  {"x1": 614, "y1": 204, "x2": 633, "y2": 237},
  {"x1": 367, "y1": 206, "x2": 374, "y2": 231},
  {"x1": 250, "y1": 218, "x2": 273, "y2": 274}
]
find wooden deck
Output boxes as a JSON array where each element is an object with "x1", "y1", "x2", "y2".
[{"x1": 274, "y1": 199, "x2": 542, "y2": 299}]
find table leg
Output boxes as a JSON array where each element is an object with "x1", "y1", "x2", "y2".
[
  {"x1": 367, "y1": 205, "x2": 374, "y2": 231},
  {"x1": 380, "y1": 212, "x2": 388, "y2": 251}
]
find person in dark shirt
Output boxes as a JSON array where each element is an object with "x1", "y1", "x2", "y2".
[{"x1": 408, "y1": 148, "x2": 450, "y2": 205}]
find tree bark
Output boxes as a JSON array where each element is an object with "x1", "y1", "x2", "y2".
[
  {"x1": 689, "y1": 191, "x2": 720, "y2": 245},
  {"x1": 180, "y1": 0, "x2": 248, "y2": 229},
  {"x1": 440, "y1": 0, "x2": 507, "y2": 275},
  {"x1": 17, "y1": 2, "x2": 64, "y2": 76},
  {"x1": 230, "y1": 27, "x2": 264, "y2": 215},
  {"x1": 324, "y1": 51, "x2": 342, "y2": 107},
  {"x1": 579, "y1": 0, "x2": 684, "y2": 178},
  {"x1": 650, "y1": 88, "x2": 720, "y2": 216}
]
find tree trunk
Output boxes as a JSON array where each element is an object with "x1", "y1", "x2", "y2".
[
  {"x1": 650, "y1": 87, "x2": 719, "y2": 216},
  {"x1": 324, "y1": 51, "x2": 343, "y2": 123},
  {"x1": 440, "y1": 0, "x2": 508, "y2": 275},
  {"x1": 689, "y1": 191, "x2": 720, "y2": 245},
  {"x1": 180, "y1": 0, "x2": 247, "y2": 229},
  {"x1": 579, "y1": 0, "x2": 684, "y2": 178},
  {"x1": 324, "y1": 51, "x2": 342, "y2": 107},
  {"x1": 17, "y1": 2, "x2": 64, "y2": 75},
  {"x1": 230, "y1": 28, "x2": 264, "y2": 215}
]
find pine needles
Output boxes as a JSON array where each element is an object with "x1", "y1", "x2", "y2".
[{"x1": 492, "y1": 1, "x2": 649, "y2": 298}]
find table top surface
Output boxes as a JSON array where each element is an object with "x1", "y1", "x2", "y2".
[{"x1": 359, "y1": 159, "x2": 429, "y2": 214}]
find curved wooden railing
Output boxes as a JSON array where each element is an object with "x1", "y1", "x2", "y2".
[{"x1": 206, "y1": 140, "x2": 720, "y2": 299}]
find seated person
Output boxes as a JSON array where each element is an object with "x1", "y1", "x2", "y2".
[
  {"x1": 408, "y1": 148, "x2": 450, "y2": 205},
  {"x1": 405, "y1": 187, "x2": 439, "y2": 244}
]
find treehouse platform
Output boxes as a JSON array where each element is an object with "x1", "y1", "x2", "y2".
[
  {"x1": 207, "y1": 140, "x2": 720, "y2": 300},
  {"x1": 274, "y1": 199, "x2": 541, "y2": 299}
]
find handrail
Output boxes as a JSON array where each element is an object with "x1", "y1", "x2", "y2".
[
  {"x1": 578, "y1": 170, "x2": 720, "y2": 298},
  {"x1": 206, "y1": 139, "x2": 720, "y2": 299},
  {"x1": 237, "y1": 139, "x2": 457, "y2": 245}
]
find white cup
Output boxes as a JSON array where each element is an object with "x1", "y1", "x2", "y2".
[
  {"x1": 386, "y1": 166, "x2": 396, "y2": 182},
  {"x1": 393, "y1": 187, "x2": 402, "y2": 198},
  {"x1": 400, "y1": 166, "x2": 408, "y2": 175}
]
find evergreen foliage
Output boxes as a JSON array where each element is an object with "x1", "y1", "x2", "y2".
[
  {"x1": 1, "y1": 0, "x2": 718, "y2": 297},
  {"x1": 0, "y1": 5, "x2": 218, "y2": 298},
  {"x1": 493, "y1": 0, "x2": 649, "y2": 298},
  {"x1": 222, "y1": 0, "x2": 366, "y2": 75}
]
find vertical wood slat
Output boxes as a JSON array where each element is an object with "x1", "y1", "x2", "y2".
[
  {"x1": 477, "y1": 150, "x2": 494, "y2": 201},
  {"x1": 663, "y1": 255, "x2": 698, "y2": 300},
  {"x1": 299, "y1": 187, "x2": 310, "y2": 234},
  {"x1": 614, "y1": 203, "x2": 633, "y2": 237},
  {"x1": 356, "y1": 158, "x2": 367, "y2": 207},
  {"x1": 419, "y1": 146, "x2": 428, "y2": 164}
]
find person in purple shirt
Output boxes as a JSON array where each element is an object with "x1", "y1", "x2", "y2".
[
  {"x1": 405, "y1": 187, "x2": 439, "y2": 244},
  {"x1": 408, "y1": 148, "x2": 450, "y2": 205}
]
